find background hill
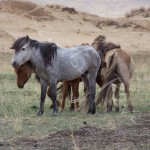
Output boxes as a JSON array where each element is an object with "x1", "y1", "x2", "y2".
[
  {"x1": 0, "y1": 0, "x2": 150, "y2": 53},
  {"x1": 29, "y1": 0, "x2": 150, "y2": 18}
]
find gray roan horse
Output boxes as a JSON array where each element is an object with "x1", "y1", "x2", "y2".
[{"x1": 11, "y1": 35, "x2": 100, "y2": 115}]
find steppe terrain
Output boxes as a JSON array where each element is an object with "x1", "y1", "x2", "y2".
[{"x1": 0, "y1": 0, "x2": 149, "y2": 149}]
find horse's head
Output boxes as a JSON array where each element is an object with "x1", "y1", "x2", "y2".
[
  {"x1": 14, "y1": 62, "x2": 32, "y2": 88},
  {"x1": 11, "y1": 35, "x2": 32, "y2": 68}
]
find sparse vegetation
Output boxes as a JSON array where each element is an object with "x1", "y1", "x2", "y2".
[
  {"x1": 61, "y1": 7, "x2": 78, "y2": 14},
  {"x1": 125, "y1": 7, "x2": 150, "y2": 18},
  {"x1": 0, "y1": 51, "x2": 149, "y2": 149},
  {"x1": 95, "y1": 19, "x2": 150, "y2": 32},
  {"x1": 96, "y1": 19, "x2": 119, "y2": 27}
]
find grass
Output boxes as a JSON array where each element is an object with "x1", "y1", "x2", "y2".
[
  {"x1": 125, "y1": 7, "x2": 150, "y2": 18},
  {"x1": 0, "y1": 52, "x2": 149, "y2": 142}
]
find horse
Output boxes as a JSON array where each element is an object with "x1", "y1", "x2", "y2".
[
  {"x1": 92, "y1": 35, "x2": 135, "y2": 112},
  {"x1": 14, "y1": 62, "x2": 81, "y2": 111},
  {"x1": 14, "y1": 62, "x2": 60, "y2": 107},
  {"x1": 14, "y1": 61, "x2": 35, "y2": 88},
  {"x1": 59, "y1": 78, "x2": 81, "y2": 112},
  {"x1": 11, "y1": 35, "x2": 100, "y2": 115}
]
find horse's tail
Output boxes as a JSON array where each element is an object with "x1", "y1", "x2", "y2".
[{"x1": 96, "y1": 52, "x2": 118, "y2": 106}]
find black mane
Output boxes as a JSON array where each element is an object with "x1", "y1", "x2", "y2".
[
  {"x1": 11, "y1": 36, "x2": 57, "y2": 67},
  {"x1": 11, "y1": 36, "x2": 27, "y2": 52},
  {"x1": 39, "y1": 42, "x2": 57, "y2": 67}
]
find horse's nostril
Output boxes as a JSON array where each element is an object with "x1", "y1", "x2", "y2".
[{"x1": 12, "y1": 61, "x2": 18, "y2": 68}]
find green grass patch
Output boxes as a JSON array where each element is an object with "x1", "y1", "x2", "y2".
[{"x1": 0, "y1": 52, "x2": 149, "y2": 141}]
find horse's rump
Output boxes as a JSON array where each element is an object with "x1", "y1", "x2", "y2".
[{"x1": 96, "y1": 49, "x2": 135, "y2": 106}]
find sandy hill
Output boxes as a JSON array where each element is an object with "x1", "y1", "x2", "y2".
[{"x1": 0, "y1": 0, "x2": 150, "y2": 53}]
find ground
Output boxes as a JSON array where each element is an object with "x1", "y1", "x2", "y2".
[{"x1": 1, "y1": 113, "x2": 150, "y2": 150}]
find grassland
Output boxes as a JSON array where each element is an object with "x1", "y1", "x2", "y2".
[{"x1": 0, "y1": 52, "x2": 149, "y2": 149}]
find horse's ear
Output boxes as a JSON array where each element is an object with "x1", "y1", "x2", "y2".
[{"x1": 26, "y1": 35, "x2": 29, "y2": 42}]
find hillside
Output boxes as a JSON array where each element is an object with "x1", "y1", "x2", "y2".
[{"x1": 0, "y1": 0, "x2": 150, "y2": 53}]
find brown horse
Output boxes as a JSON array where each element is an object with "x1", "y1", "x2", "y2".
[
  {"x1": 14, "y1": 61, "x2": 35, "y2": 88},
  {"x1": 58, "y1": 78, "x2": 81, "y2": 112},
  {"x1": 14, "y1": 62, "x2": 80, "y2": 110},
  {"x1": 92, "y1": 35, "x2": 135, "y2": 112}
]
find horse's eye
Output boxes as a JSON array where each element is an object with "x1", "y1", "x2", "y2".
[{"x1": 22, "y1": 48, "x2": 25, "y2": 51}]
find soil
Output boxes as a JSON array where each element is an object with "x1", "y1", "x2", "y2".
[{"x1": 1, "y1": 113, "x2": 150, "y2": 150}]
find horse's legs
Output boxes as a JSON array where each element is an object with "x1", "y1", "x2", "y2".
[
  {"x1": 114, "y1": 83, "x2": 120, "y2": 112},
  {"x1": 70, "y1": 79, "x2": 80, "y2": 111},
  {"x1": 121, "y1": 73, "x2": 133, "y2": 112},
  {"x1": 124, "y1": 83, "x2": 133, "y2": 112},
  {"x1": 106, "y1": 85, "x2": 113, "y2": 112},
  {"x1": 103, "y1": 84, "x2": 113, "y2": 113},
  {"x1": 87, "y1": 72, "x2": 97, "y2": 114},
  {"x1": 47, "y1": 86, "x2": 60, "y2": 109},
  {"x1": 60, "y1": 81, "x2": 69, "y2": 112},
  {"x1": 81, "y1": 74, "x2": 90, "y2": 112},
  {"x1": 37, "y1": 79, "x2": 48, "y2": 116},
  {"x1": 49, "y1": 80, "x2": 58, "y2": 114}
]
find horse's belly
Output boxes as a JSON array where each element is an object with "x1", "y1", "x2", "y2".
[{"x1": 58, "y1": 69, "x2": 83, "y2": 81}]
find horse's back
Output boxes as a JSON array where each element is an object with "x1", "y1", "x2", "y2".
[
  {"x1": 116, "y1": 49, "x2": 135, "y2": 78},
  {"x1": 105, "y1": 49, "x2": 134, "y2": 80},
  {"x1": 54, "y1": 45, "x2": 100, "y2": 81}
]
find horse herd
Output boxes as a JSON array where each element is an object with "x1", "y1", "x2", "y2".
[{"x1": 11, "y1": 35, "x2": 135, "y2": 115}]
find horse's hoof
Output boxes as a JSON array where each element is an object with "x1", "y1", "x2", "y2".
[
  {"x1": 70, "y1": 107, "x2": 75, "y2": 111},
  {"x1": 104, "y1": 108, "x2": 109, "y2": 113},
  {"x1": 107, "y1": 105, "x2": 112, "y2": 112},
  {"x1": 128, "y1": 105, "x2": 133, "y2": 113},
  {"x1": 37, "y1": 111, "x2": 43, "y2": 116},
  {"x1": 115, "y1": 107, "x2": 120, "y2": 112},
  {"x1": 52, "y1": 111, "x2": 58, "y2": 116},
  {"x1": 59, "y1": 108, "x2": 64, "y2": 113},
  {"x1": 87, "y1": 109, "x2": 96, "y2": 115}
]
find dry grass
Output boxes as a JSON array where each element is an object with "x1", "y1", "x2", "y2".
[
  {"x1": 125, "y1": 7, "x2": 150, "y2": 18},
  {"x1": 96, "y1": 19, "x2": 119, "y2": 27},
  {"x1": 0, "y1": 51, "x2": 149, "y2": 149}
]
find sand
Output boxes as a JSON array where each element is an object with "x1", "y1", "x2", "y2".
[{"x1": 0, "y1": 0, "x2": 150, "y2": 54}]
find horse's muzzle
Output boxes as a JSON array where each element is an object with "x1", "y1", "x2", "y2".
[
  {"x1": 11, "y1": 61, "x2": 19, "y2": 68},
  {"x1": 17, "y1": 84, "x2": 24, "y2": 88}
]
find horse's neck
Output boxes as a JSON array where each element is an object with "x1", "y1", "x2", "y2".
[
  {"x1": 30, "y1": 63, "x2": 36, "y2": 73},
  {"x1": 30, "y1": 48, "x2": 45, "y2": 69},
  {"x1": 27, "y1": 61, "x2": 36, "y2": 73}
]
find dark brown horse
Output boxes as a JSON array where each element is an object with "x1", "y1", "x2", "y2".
[
  {"x1": 14, "y1": 62, "x2": 80, "y2": 110},
  {"x1": 14, "y1": 62, "x2": 35, "y2": 88},
  {"x1": 92, "y1": 35, "x2": 135, "y2": 112}
]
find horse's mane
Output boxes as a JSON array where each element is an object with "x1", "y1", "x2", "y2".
[
  {"x1": 39, "y1": 42, "x2": 57, "y2": 67},
  {"x1": 11, "y1": 36, "x2": 27, "y2": 51},
  {"x1": 92, "y1": 35, "x2": 120, "y2": 56},
  {"x1": 11, "y1": 36, "x2": 57, "y2": 67}
]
